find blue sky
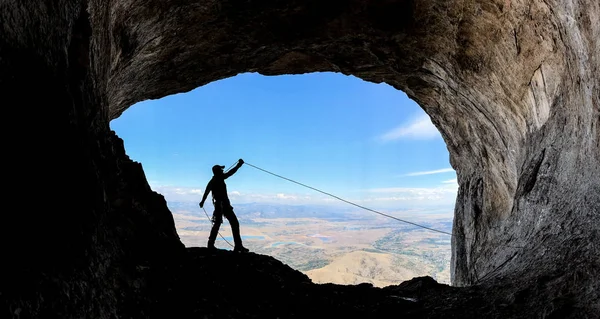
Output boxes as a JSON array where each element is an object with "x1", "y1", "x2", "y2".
[{"x1": 109, "y1": 72, "x2": 457, "y2": 210}]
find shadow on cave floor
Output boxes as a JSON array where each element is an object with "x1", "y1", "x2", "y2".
[{"x1": 132, "y1": 247, "x2": 583, "y2": 319}]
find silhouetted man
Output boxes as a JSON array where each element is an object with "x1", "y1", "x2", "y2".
[{"x1": 200, "y1": 159, "x2": 249, "y2": 253}]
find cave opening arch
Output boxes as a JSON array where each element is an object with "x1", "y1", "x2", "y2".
[{"x1": 110, "y1": 71, "x2": 458, "y2": 285}]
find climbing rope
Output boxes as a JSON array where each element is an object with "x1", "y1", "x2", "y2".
[
  {"x1": 245, "y1": 161, "x2": 524, "y2": 247},
  {"x1": 244, "y1": 162, "x2": 454, "y2": 236},
  {"x1": 201, "y1": 206, "x2": 234, "y2": 248}
]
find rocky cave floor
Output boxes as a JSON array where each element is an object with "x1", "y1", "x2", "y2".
[{"x1": 128, "y1": 247, "x2": 586, "y2": 319}]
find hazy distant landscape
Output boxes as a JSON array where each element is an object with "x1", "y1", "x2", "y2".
[{"x1": 170, "y1": 201, "x2": 453, "y2": 287}]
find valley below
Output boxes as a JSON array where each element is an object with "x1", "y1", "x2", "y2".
[{"x1": 171, "y1": 202, "x2": 453, "y2": 287}]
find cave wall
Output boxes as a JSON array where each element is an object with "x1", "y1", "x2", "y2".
[
  {"x1": 1, "y1": 1, "x2": 184, "y2": 317},
  {"x1": 1, "y1": 0, "x2": 598, "y2": 317}
]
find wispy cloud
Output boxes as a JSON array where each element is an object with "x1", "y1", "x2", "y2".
[
  {"x1": 378, "y1": 114, "x2": 441, "y2": 142},
  {"x1": 403, "y1": 168, "x2": 455, "y2": 176},
  {"x1": 150, "y1": 185, "x2": 205, "y2": 201},
  {"x1": 229, "y1": 191, "x2": 314, "y2": 203},
  {"x1": 359, "y1": 183, "x2": 458, "y2": 207},
  {"x1": 442, "y1": 178, "x2": 457, "y2": 184},
  {"x1": 365, "y1": 186, "x2": 456, "y2": 195}
]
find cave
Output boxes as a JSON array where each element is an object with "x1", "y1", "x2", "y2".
[{"x1": 1, "y1": 0, "x2": 598, "y2": 318}]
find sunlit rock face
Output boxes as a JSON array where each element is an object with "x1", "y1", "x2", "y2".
[{"x1": 1, "y1": 0, "x2": 598, "y2": 317}]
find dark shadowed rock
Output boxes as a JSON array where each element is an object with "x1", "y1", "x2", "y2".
[{"x1": 1, "y1": 0, "x2": 598, "y2": 318}]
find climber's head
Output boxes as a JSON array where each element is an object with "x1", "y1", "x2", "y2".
[{"x1": 212, "y1": 165, "x2": 225, "y2": 176}]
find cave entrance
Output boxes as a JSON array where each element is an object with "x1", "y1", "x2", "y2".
[{"x1": 110, "y1": 71, "x2": 456, "y2": 286}]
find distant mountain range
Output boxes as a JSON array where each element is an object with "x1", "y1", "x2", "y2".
[
  {"x1": 168, "y1": 201, "x2": 367, "y2": 220},
  {"x1": 167, "y1": 201, "x2": 454, "y2": 227}
]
